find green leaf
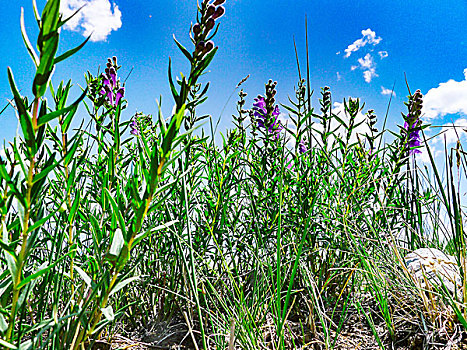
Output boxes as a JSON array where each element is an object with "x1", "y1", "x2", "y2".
[
  {"x1": 74, "y1": 265, "x2": 92, "y2": 287},
  {"x1": 0, "y1": 313, "x2": 8, "y2": 333},
  {"x1": 161, "y1": 104, "x2": 185, "y2": 158},
  {"x1": 27, "y1": 208, "x2": 57, "y2": 234},
  {"x1": 173, "y1": 35, "x2": 192, "y2": 62},
  {"x1": 32, "y1": 153, "x2": 57, "y2": 184},
  {"x1": 63, "y1": 135, "x2": 82, "y2": 167},
  {"x1": 20, "y1": 8, "x2": 39, "y2": 67},
  {"x1": 37, "y1": 87, "x2": 87, "y2": 127},
  {"x1": 104, "y1": 188, "x2": 127, "y2": 240},
  {"x1": 62, "y1": 105, "x2": 77, "y2": 133},
  {"x1": 7, "y1": 68, "x2": 36, "y2": 155},
  {"x1": 17, "y1": 252, "x2": 72, "y2": 289},
  {"x1": 109, "y1": 276, "x2": 139, "y2": 297},
  {"x1": 133, "y1": 220, "x2": 178, "y2": 248},
  {"x1": 33, "y1": 33, "x2": 59, "y2": 98},
  {"x1": 68, "y1": 190, "x2": 80, "y2": 224},
  {"x1": 168, "y1": 58, "x2": 179, "y2": 106},
  {"x1": 54, "y1": 35, "x2": 90, "y2": 64},
  {"x1": 0, "y1": 338, "x2": 16, "y2": 350},
  {"x1": 190, "y1": 47, "x2": 218, "y2": 85}
]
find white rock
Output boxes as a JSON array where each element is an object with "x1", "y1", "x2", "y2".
[{"x1": 405, "y1": 248, "x2": 463, "y2": 298}]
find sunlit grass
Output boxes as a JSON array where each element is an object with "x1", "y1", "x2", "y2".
[{"x1": 0, "y1": 0, "x2": 466, "y2": 349}]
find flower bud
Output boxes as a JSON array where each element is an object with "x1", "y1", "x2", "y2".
[
  {"x1": 206, "y1": 5, "x2": 216, "y2": 17},
  {"x1": 205, "y1": 18, "x2": 215, "y2": 32},
  {"x1": 212, "y1": 6, "x2": 225, "y2": 19},
  {"x1": 213, "y1": 0, "x2": 225, "y2": 5},
  {"x1": 204, "y1": 41, "x2": 214, "y2": 53},
  {"x1": 193, "y1": 23, "x2": 202, "y2": 36},
  {"x1": 195, "y1": 41, "x2": 206, "y2": 55},
  {"x1": 112, "y1": 56, "x2": 117, "y2": 65}
]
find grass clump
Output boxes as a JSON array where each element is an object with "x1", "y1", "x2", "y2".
[{"x1": 1, "y1": 0, "x2": 466, "y2": 349}]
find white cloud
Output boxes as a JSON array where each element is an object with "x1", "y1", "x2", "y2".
[
  {"x1": 353, "y1": 53, "x2": 378, "y2": 83},
  {"x1": 422, "y1": 69, "x2": 467, "y2": 120},
  {"x1": 430, "y1": 118, "x2": 467, "y2": 146},
  {"x1": 309, "y1": 100, "x2": 374, "y2": 148},
  {"x1": 381, "y1": 86, "x2": 395, "y2": 96},
  {"x1": 336, "y1": 72, "x2": 342, "y2": 81},
  {"x1": 60, "y1": 0, "x2": 122, "y2": 42},
  {"x1": 344, "y1": 28, "x2": 382, "y2": 58},
  {"x1": 378, "y1": 51, "x2": 388, "y2": 59}
]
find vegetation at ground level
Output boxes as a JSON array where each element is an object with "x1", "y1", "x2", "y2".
[{"x1": 1, "y1": 0, "x2": 466, "y2": 349}]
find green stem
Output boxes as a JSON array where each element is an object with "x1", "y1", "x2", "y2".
[{"x1": 5, "y1": 98, "x2": 39, "y2": 342}]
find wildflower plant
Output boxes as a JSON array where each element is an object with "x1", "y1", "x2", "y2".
[{"x1": 1, "y1": 0, "x2": 466, "y2": 349}]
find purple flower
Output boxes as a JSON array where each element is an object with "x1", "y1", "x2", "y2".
[
  {"x1": 253, "y1": 96, "x2": 283, "y2": 139},
  {"x1": 298, "y1": 139, "x2": 307, "y2": 154},
  {"x1": 130, "y1": 119, "x2": 139, "y2": 136},
  {"x1": 100, "y1": 60, "x2": 125, "y2": 107},
  {"x1": 404, "y1": 118, "x2": 422, "y2": 155},
  {"x1": 115, "y1": 87, "x2": 125, "y2": 105}
]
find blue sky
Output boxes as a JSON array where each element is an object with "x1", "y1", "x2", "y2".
[{"x1": 1, "y1": 0, "x2": 467, "y2": 166}]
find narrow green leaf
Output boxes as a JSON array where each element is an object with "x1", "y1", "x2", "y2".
[
  {"x1": 74, "y1": 265, "x2": 92, "y2": 287},
  {"x1": 63, "y1": 135, "x2": 82, "y2": 167},
  {"x1": 109, "y1": 276, "x2": 139, "y2": 297},
  {"x1": 173, "y1": 35, "x2": 193, "y2": 61},
  {"x1": 133, "y1": 220, "x2": 178, "y2": 247},
  {"x1": 7, "y1": 68, "x2": 36, "y2": 154},
  {"x1": 161, "y1": 104, "x2": 185, "y2": 157},
  {"x1": 32, "y1": 153, "x2": 57, "y2": 184},
  {"x1": 168, "y1": 58, "x2": 179, "y2": 106},
  {"x1": 104, "y1": 188, "x2": 127, "y2": 239},
  {"x1": 0, "y1": 338, "x2": 16, "y2": 350},
  {"x1": 20, "y1": 8, "x2": 39, "y2": 67},
  {"x1": 0, "y1": 313, "x2": 8, "y2": 333},
  {"x1": 54, "y1": 35, "x2": 91, "y2": 64},
  {"x1": 37, "y1": 87, "x2": 87, "y2": 127},
  {"x1": 17, "y1": 252, "x2": 72, "y2": 289},
  {"x1": 27, "y1": 208, "x2": 57, "y2": 233}
]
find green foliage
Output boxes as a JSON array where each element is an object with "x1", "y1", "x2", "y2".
[{"x1": 1, "y1": 0, "x2": 466, "y2": 349}]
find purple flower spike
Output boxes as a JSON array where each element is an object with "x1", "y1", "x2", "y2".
[
  {"x1": 105, "y1": 86, "x2": 114, "y2": 106},
  {"x1": 109, "y1": 67, "x2": 117, "y2": 88},
  {"x1": 102, "y1": 73, "x2": 111, "y2": 88},
  {"x1": 212, "y1": 6, "x2": 225, "y2": 19},
  {"x1": 115, "y1": 87, "x2": 125, "y2": 105},
  {"x1": 298, "y1": 140, "x2": 307, "y2": 154},
  {"x1": 130, "y1": 119, "x2": 139, "y2": 136},
  {"x1": 272, "y1": 105, "x2": 280, "y2": 117}
]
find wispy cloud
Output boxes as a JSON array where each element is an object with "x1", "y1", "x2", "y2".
[
  {"x1": 351, "y1": 53, "x2": 378, "y2": 83},
  {"x1": 60, "y1": 0, "x2": 122, "y2": 42},
  {"x1": 423, "y1": 69, "x2": 467, "y2": 120},
  {"x1": 343, "y1": 28, "x2": 382, "y2": 58},
  {"x1": 381, "y1": 86, "x2": 395, "y2": 96},
  {"x1": 378, "y1": 51, "x2": 388, "y2": 59}
]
